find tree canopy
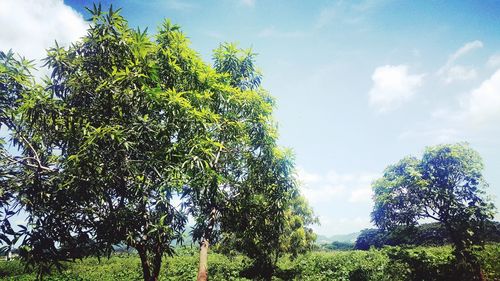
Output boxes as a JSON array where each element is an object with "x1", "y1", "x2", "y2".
[
  {"x1": 0, "y1": 5, "x2": 315, "y2": 281},
  {"x1": 371, "y1": 142, "x2": 496, "y2": 279}
]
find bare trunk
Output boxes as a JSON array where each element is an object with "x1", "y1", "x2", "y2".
[
  {"x1": 196, "y1": 239, "x2": 209, "y2": 281},
  {"x1": 151, "y1": 246, "x2": 163, "y2": 281},
  {"x1": 138, "y1": 247, "x2": 152, "y2": 281}
]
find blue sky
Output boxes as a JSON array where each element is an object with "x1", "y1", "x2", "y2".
[{"x1": 1, "y1": 0, "x2": 500, "y2": 236}]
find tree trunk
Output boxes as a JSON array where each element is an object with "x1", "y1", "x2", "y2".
[
  {"x1": 446, "y1": 224, "x2": 484, "y2": 281},
  {"x1": 151, "y1": 247, "x2": 163, "y2": 281},
  {"x1": 197, "y1": 239, "x2": 209, "y2": 281},
  {"x1": 138, "y1": 247, "x2": 152, "y2": 281}
]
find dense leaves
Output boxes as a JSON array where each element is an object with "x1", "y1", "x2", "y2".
[
  {"x1": 355, "y1": 221, "x2": 500, "y2": 250},
  {"x1": 1, "y1": 244, "x2": 499, "y2": 280},
  {"x1": 0, "y1": 5, "x2": 315, "y2": 281},
  {"x1": 371, "y1": 143, "x2": 496, "y2": 279}
]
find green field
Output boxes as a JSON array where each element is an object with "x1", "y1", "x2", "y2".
[{"x1": 1, "y1": 244, "x2": 499, "y2": 281}]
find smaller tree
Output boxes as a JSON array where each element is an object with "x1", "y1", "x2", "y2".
[
  {"x1": 372, "y1": 143, "x2": 496, "y2": 280},
  {"x1": 354, "y1": 229, "x2": 386, "y2": 250}
]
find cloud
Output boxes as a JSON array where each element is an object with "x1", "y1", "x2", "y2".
[
  {"x1": 314, "y1": 216, "x2": 373, "y2": 235},
  {"x1": 296, "y1": 167, "x2": 323, "y2": 184},
  {"x1": 398, "y1": 128, "x2": 461, "y2": 144},
  {"x1": 449, "y1": 40, "x2": 483, "y2": 63},
  {"x1": 349, "y1": 188, "x2": 373, "y2": 203},
  {"x1": 442, "y1": 65, "x2": 478, "y2": 83},
  {"x1": 437, "y1": 40, "x2": 483, "y2": 83},
  {"x1": 460, "y1": 69, "x2": 500, "y2": 126},
  {"x1": 369, "y1": 65, "x2": 425, "y2": 112},
  {"x1": 258, "y1": 26, "x2": 305, "y2": 39},
  {"x1": 297, "y1": 167, "x2": 378, "y2": 204},
  {"x1": 0, "y1": 0, "x2": 87, "y2": 63},
  {"x1": 407, "y1": 68, "x2": 500, "y2": 142},
  {"x1": 487, "y1": 54, "x2": 500, "y2": 68}
]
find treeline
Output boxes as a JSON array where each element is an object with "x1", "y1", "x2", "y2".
[{"x1": 354, "y1": 221, "x2": 500, "y2": 250}]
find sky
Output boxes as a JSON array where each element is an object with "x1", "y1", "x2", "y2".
[{"x1": 1, "y1": 0, "x2": 500, "y2": 236}]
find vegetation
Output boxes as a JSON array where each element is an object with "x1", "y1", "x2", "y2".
[
  {"x1": 355, "y1": 221, "x2": 500, "y2": 250},
  {"x1": 319, "y1": 241, "x2": 354, "y2": 251},
  {"x1": 0, "y1": 4, "x2": 314, "y2": 281},
  {"x1": 372, "y1": 143, "x2": 496, "y2": 280},
  {"x1": 1, "y1": 244, "x2": 499, "y2": 280},
  {"x1": 0, "y1": 3, "x2": 498, "y2": 281}
]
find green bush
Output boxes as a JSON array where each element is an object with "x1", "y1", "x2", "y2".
[
  {"x1": 1, "y1": 244, "x2": 498, "y2": 280},
  {"x1": 276, "y1": 250, "x2": 390, "y2": 281}
]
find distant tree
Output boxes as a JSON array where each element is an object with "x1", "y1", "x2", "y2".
[
  {"x1": 372, "y1": 143, "x2": 496, "y2": 280},
  {"x1": 209, "y1": 43, "x2": 316, "y2": 279},
  {"x1": 355, "y1": 222, "x2": 500, "y2": 250},
  {"x1": 322, "y1": 241, "x2": 354, "y2": 251},
  {"x1": 279, "y1": 195, "x2": 317, "y2": 258},
  {"x1": 354, "y1": 229, "x2": 386, "y2": 250},
  {"x1": 355, "y1": 224, "x2": 446, "y2": 250}
]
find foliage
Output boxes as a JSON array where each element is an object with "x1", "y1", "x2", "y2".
[
  {"x1": 278, "y1": 250, "x2": 390, "y2": 281},
  {"x1": 371, "y1": 143, "x2": 496, "y2": 279},
  {"x1": 1, "y1": 244, "x2": 499, "y2": 280},
  {"x1": 212, "y1": 43, "x2": 262, "y2": 91},
  {"x1": 320, "y1": 241, "x2": 354, "y2": 251},
  {"x1": 355, "y1": 221, "x2": 500, "y2": 250},
  {"x1": 354, "y1": 229, "x2": 387, "y2": 250},
  {"x1": 0, "y1": 5, "x2": 316, "y2": 281},
  {"x1": 210, "y1": 43, "x2": 316, "y2": 278}
]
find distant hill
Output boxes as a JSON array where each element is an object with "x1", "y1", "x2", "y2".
[{"x1": 316, "y1": 232, "x2": 360, "y2": 244}]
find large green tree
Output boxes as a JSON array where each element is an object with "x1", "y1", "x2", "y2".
[
  {"x1": 0, "y1": 5, "x2": 248, "y2": 281},
  {"x1": 0, "y1": 5, "x2": 315, "y2": 281},
  {"x1": 372, "y1": 142, "x2": 496, "y2": 280}
]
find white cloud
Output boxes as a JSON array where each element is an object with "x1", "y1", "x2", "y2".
[
  {"x1": 449, "y1": 40, "x2": 483, "y2": 63},
  {"x1": 314, "y1": 216, "x2": 373, "y2": 235},
  {"x1": 349, "y1": 187, "x2": 373, "y2": 203},
  {"x1": 369, "y1": 65, "x2": 425, "y2": 112},
  {"x1": 398, "y1": 128, "x2": 460, "y2": 144},
  {"x1": 487, "y1": 54, "x2": 500, "y2": 68},
  {"x1": 437, "y1": 40, "x2": 483, "y2": 83},
  {"x1": 296, "y1": 167, "x2": 323, "y2": 184},
  {"x1": 410, "y1": 68, "x2": 500, "y2": 142},
  {"x1": 297, "y1": 167, "x2": 378, "y2": 204},
  {"x1": 258, "y1": 26, "x2": 305, "y2": 39},
  {"x1": 0, "y1": 0, "x2": 87, "y2": 63},
  {"x1": 442, "y1": 65, "x2": 478, "y2": 84},
  {"x1": 460, "y1": 69, "x2": 500, "y2": 126}
]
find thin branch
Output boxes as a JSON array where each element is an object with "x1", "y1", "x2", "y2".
[{"x1": 0, "y1": 150, "x2": 55, "y2": 172}]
